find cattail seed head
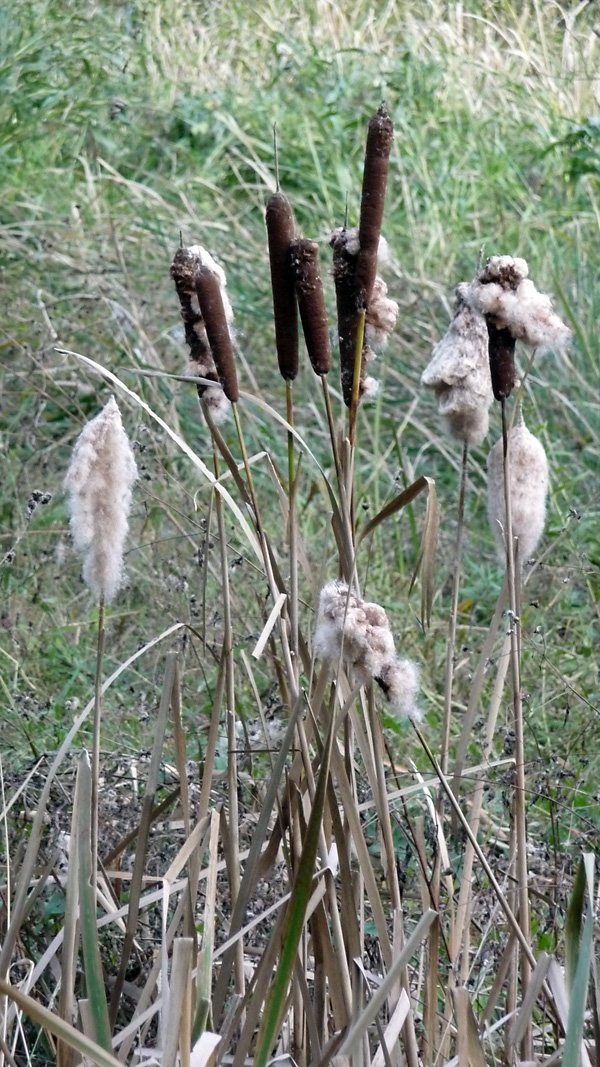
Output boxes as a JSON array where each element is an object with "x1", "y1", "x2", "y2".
[
  {"x1": 265, "y1": 191, "x2": 299, "y2": 381},
  {"x1": 375, "y1": 658, "x2": 422, "y2": 722},
  {"x1": 195, "y1": 264, "x2": 239, "y2": 402},
  {"x1": 330, "y1": 227, "x2": 362, "y2": 407},
  {"x1": 486, "y1": 321, "x2": 517, "y2": 402},
  {"x1": 290, "y1": 238, "x2": 331, "y2": 376},
  {"x1": 170, "y1": 245, "x2": 231, "y2": 422},
  {"x1": 356, "y1": 104, "x2": 394, "y2": 310},
  {"x1": 487, "y1": 417, "x2": 549, "y2": 566},
  {"x1": 421, "y1": 284, "x2": 493, "y2": 444},
  {"x1": 364, "y1": 276, "x2": 399, "y2": 351},
  {"x1": 314, "y1": 580, "x2": 421, "y2": 721},
  {"x1": 64, "y1": 396, "x2": 138, "y2": 602},
  {"x1": 464, "y1": 255, "x2": 570, "y2": 353}
]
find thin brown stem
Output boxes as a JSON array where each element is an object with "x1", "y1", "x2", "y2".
[{"x1": 91, "y1": 597, "x2": 105, "y2": 895}]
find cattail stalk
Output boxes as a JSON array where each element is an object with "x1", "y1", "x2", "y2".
[
  {"x1": 500, "y1": 399, "x2": 532, "y2": 1058},
  {"x1": 331, "y1": 229, "x2": 361, "y2": 409},
  {"x1": 356, "y1": 104, "x2": 394, "y2": 310}
]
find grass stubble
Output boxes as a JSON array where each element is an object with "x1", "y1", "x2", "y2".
[{"x1": 0, "y1": 3, "x2": 599, "y2": 1067}]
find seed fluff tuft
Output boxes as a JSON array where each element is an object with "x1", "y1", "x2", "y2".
[
  {"x1": 487, "y1": 413, "x2": 549, "y2": 566},
  {"x1": 463, "y1": 255, "x2": 570, "y2": 353},
  {"x1": 314, "y1": 580, "x2": 421, "y2": 721},
  {"x1": 421, "y1": 283, "x2": 493, "y2": 445},
  {"x1": 64, "y1": 396, "x2": 138, "y2": 602}
]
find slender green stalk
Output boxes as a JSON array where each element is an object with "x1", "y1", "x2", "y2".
[
  {"x1": 286, "y1": 379, "x2": 299, "y2": 680},
  {"x1": 91, "y1": 597, "x2": 105, "y2": 895}
]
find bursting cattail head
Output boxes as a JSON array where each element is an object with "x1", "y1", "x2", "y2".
[
  {"x1": 64, "y1": 396, "x2": 138, "y2": 602},
  {"x1": 375, "y1": 658, "x2": 422, "y2": 723},
  {"x1": 330, "y1": 227, "x2": 362, "y2": 406},
  {"x1": 265, "y1": 191, "x2": 299, "y2": 381},
  {"x1": 421, "y1": 284, "x2": 493, "y2": 445},
  {"x1": 487, "y1": 414, "x2": 549, "y2": 566},
  {"x1": 464, "y1": 255, "x2": 571, "y2": 353},
  {"x1": 364, "y1": 276, "x2": 399, "y2": 351},
  {"x1": 290, "y1": 238, "x2": 331, "y2": 376},
  {"x1": 356, "y1": 104, "x2": 394, "y2": 310},
  {"x1": 195, "y1": 261, "x2": 239, "y2": 403},
  {"x1": 170, "y1": 245, "x2": 231, "y2": 422},
  {"x1": 314, "y1": 580, "x2": 421, "y2": 721}
]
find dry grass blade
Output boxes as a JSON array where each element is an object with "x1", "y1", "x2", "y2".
[
  {"x1": 162, "y1": 938, "x2": 194, "y2": 1067},
  {"x1": 451, "y1": 988, "x2": 486, "y2": 1067},
  {"x1": 76, "y1": 752, "x2": 112, "y2": 1052},
  {"x1": 0, "y1": 621, "x2": 184, "y2": 983},
  {"x1": 191, "y1": 811, "x2": 220, "y2": 1047},
  {"x1": 109, "y1": 652, "x2": 178, "y2": 1023},
  {"x1": 510, "y1": 951, "x2": 552, "y2": 1053},
  {"x1": 406, "y1": 478, "x2": 439, "y2": 628},
  {"x1": 57, "y1": 757, "x2": 82, "y2": 1067},
  {"x1": 337, "y1": 911, "x2": 437, "y2": 1058},
  {"x1": 0, "y1": 978, "x2": 122, "y2": 1067}
]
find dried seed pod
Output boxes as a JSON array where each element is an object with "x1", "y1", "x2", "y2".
[
  {"x1": 290, "y1": 238, "x2": 331, "y2": 376},
  {"x1": 265, "y1": 191, "x2": 299, "y2": 381},
  {"x1": 463, "y1": 255, "x2": 570, "y2": 353},
  {"x1": 487, "y1": 416, "x2": 549, "y2": 566},
  {"x1": 330, "y1": 227, "x2": 362, "y2": 407},
  {"x1": 195, "y1": 266, "x2": 239, "y2": 402},
  {"x1": 356, "y1": 104, "x2": 394, "y2": 310},
  {"x1": 487, "y1": 321, "x2": 517, "y2": 401}
]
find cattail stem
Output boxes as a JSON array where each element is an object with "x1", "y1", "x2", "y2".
[
  {"x1": 91, "y1": 596, "x2": 105, "y2": 895},
  {"x1": 348, "y1": 310, "x2": 366, "y2": 450},
  {"x1": 501, "y1": 398, "x2": 531, "y2": 1057},
  {"x1": 320, "y1": 375, "x2": 343, "y2": 495},
  {"x1": 286, "y1": 380, "x2": 299, "y2": 677},
  {"x1": 211, "y1": 436, "x2": 245, "y2": 999},
  {"x1": 440, "y1": 441, "x2": 469, "y2": 775}
]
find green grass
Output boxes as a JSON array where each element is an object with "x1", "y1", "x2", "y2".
[{"x1": 1, "y1": 1, "x2": 600, "y2": 1062}]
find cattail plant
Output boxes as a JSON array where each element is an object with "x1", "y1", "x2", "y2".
[
  {"x1": 64, "y1": 395, "x2": 138, "y2": 884},
  {"x1": 355, "y1": 104, "x2": 394, "y2": 311},
  {"x1": 170, "y1": 244, "x2": 232, "y2": 422},
  {"x1": 195, "y1": 261, "x2": 239, "y2": 403},
  {"x1": 265, "y1": 189, "x2": 299, "y2": 383}
]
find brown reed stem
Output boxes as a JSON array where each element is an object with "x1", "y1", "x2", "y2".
[
  {"x1": 91, "y1": 596, "x2": 105, "y2": 895},
  {"x1": 211, "y1": 435, "x2": 245, "y2": 999},
  {"x1": 348, "y1": 310, "x2": 366, "y2": 450},
  {"x1": 440, "y1": 440, "x2": 469, "y2": 775},
  {"x1": 501, "y1": 398, "x2": 531, "y2": 1058}
]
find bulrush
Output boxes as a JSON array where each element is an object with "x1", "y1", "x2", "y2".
[
  {"x1": 64, "y1": 396, "x2": 138, "y2": 602},
  {"x1": 314, "y1": 580, "x2": 421, "y2": 721},
  {"x1": 170, "y1": 244, "x2": 231, "y2": 422},
  {"x1": 463, "y1": 255, "x2": 570, "y2": 401},
  {"x1": 330, "y1": 228, "x2": 394, "y2": 405},
  {"x1": 421, "y1": 284, "x2": 493, "y2": 446},
  {"x1": 487, "y1": 412, "x2": 549, "y2": 565},
  {"x1": 290, "y1": 238, "x2": 331, "y2": 377},
  {"x1": 355, "y1": 104, "x2": 394, "y2": 311},
  {"x1": 195, "y1": 261, "x2": 239, "y2": 403},
  {"x1": 265, "y1": 190, "x2": 299, "y2": 382}
]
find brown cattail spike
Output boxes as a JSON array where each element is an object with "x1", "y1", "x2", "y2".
[
  {"x1": 487, "y1": 321, "x2": 516, "y2": 401},
  {"x1": 330, "y1": 228, "x2": 362, "y2": 407},
  {"x1": 195, "y1": 266, "x2": 239, "y2": 402},
  {"x1": 356, "y1": 105, "x2": 394, "y2": 310},
  {"x1": 290, "y1": 238, "x2": 331, "y2": 377},
  {"x1": 265, "y1": 191, "x2": 299, "y2": 381}
]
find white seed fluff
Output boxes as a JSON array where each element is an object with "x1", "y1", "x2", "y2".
[
  {"x1": 64, "y1": 396, "x2": 138, "y2": 602},
  {"x1": 487, "y1": 420, "x2": 549, "y2": 566},
  {"x1": 314, "y1": 580, "x2": 421, "y2": 721},
  {"x1": 464, "y1": 255, "x2": 570, "y2": 353},
  {"x1": 421, "y1": 285, "x2": 493, "y2": 446}
]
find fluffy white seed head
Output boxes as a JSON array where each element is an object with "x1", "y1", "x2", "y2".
[
  {"x1": 464, "y1": 255, "x2": 570, "y2": 353},
  {"x1": 421, "y1": 286, "x2": 493, "y2": 445},
  {"x1": 375, "y1": 658, "x2": 422, "y2": 722},
  {"x1": 487, "y1": 419, "x2": 549, "y2": 566},
  {"x1": 64, "y1": 396, "x2": 138, "y2": 602},
  {"x1": 314, "y1": 580, "x2": 395, "y2": 682},
  {"x1": 314, "y1": 581, "x2": 421, "y2": 722}
]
